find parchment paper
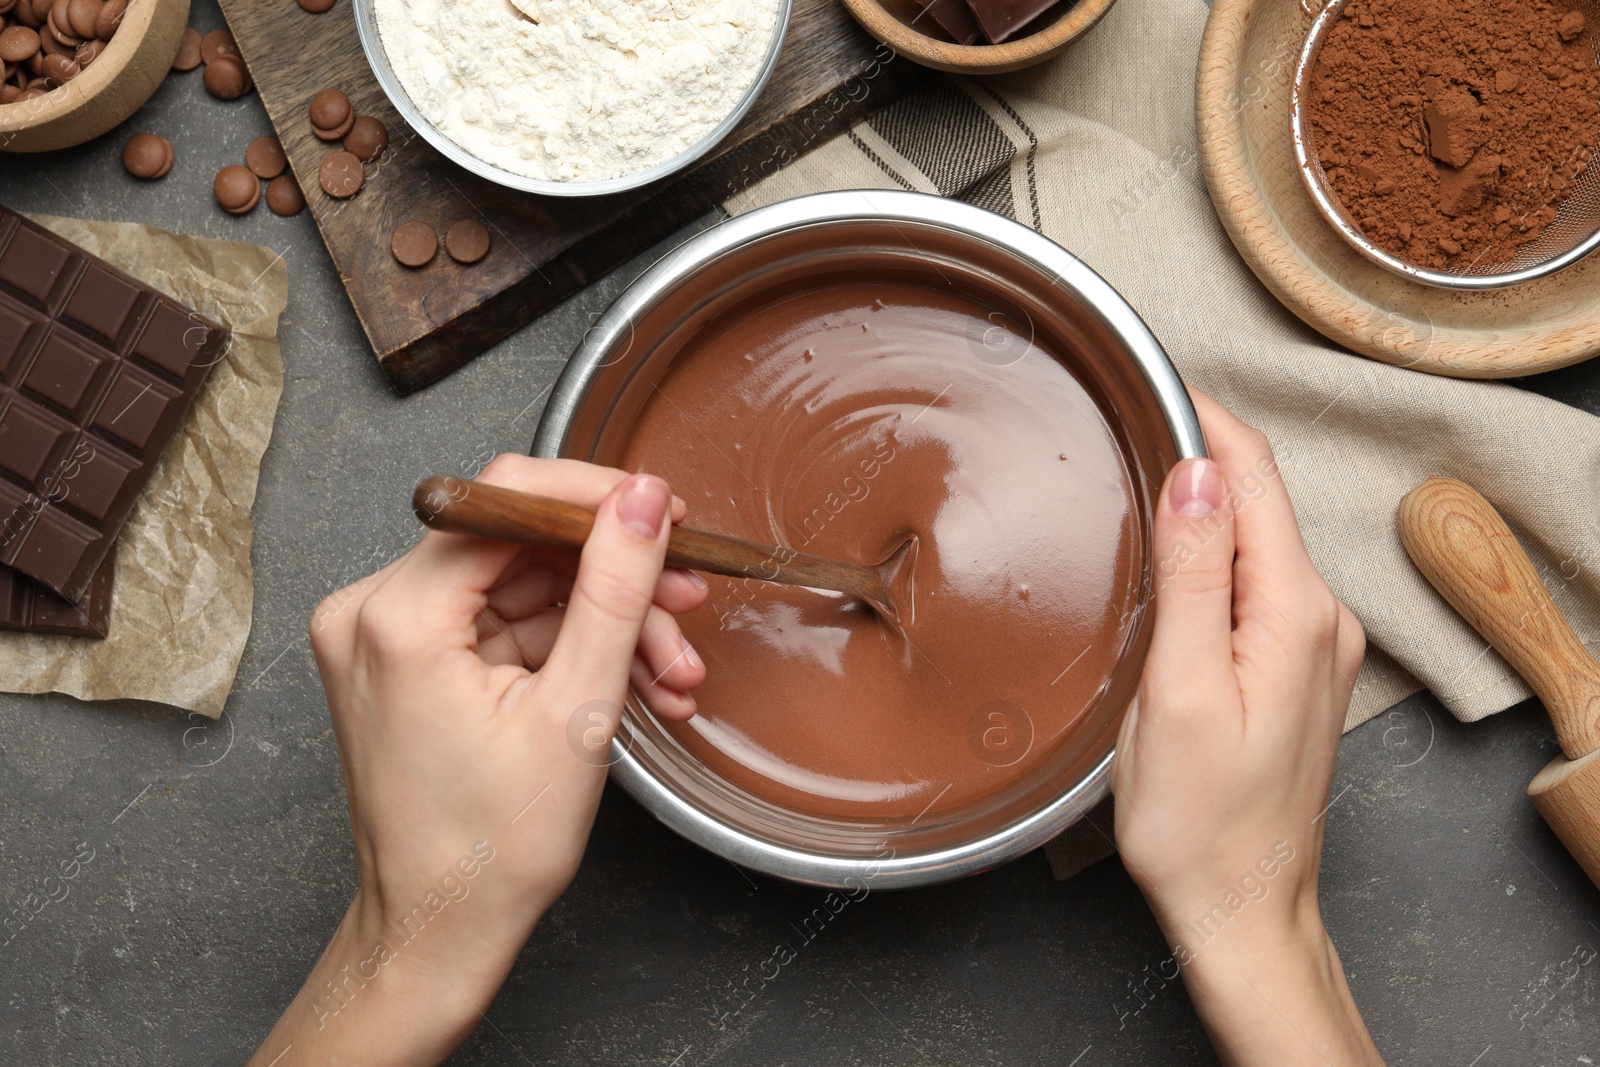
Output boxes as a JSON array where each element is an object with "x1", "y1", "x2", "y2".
[{"x1": 0, "y1": 214, "x2": 286, "y2": 718}]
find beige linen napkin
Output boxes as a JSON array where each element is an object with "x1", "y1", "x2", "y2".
[
  {"x1": 0, "y1": 216, "x2": 286, "y2": 718},
  {"x1": 725, "y1": 0, "x2": 1600, "y2": 873}
]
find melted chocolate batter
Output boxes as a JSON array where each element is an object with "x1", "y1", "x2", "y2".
[{"x1": 621, "y1": 277, "x2": 1142, "y2": 821}]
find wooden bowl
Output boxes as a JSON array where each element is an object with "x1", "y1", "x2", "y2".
[
  {"x1": 840, "y1": 0, "x2": 1117, "y2": 75},
  {"x1": 1197, "y1": 0, "x2": 1600, "y2": 378},
  {"x1": 0, "y1": 0, "x2": 190, "y2": 154}
]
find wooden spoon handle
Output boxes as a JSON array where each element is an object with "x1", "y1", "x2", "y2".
[
  {"x1": 412, "y1": 476, "x2": 876, "y2": 599},
  {"x1": 1398, "y1": 476, "x2": 1600, "y2": 759}
]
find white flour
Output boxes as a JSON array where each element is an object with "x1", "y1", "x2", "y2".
[{"x1": 374, "y1": 0, "x2": 782, "y2": 183}]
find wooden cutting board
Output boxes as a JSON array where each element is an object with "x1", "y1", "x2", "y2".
[{"x1": 218, "y1": 0, "x2": 928, "y2": 393}]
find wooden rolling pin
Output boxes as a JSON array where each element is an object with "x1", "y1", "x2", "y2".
[{"x1": 1398, "y1": 476, "x2": 1600, "y2": 890}]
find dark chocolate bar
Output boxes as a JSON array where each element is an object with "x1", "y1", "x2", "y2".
[
  {"x1": 967, "y1": 0, "x2": 1065, "y2": 43},
  {"x1": 0, "y1": 207, "x2": 228, "y2": 602},
  {"x1": 0, "y1": 551, "x2": 114, "y2": 637},
  {"x1": 912, "y1": 0, "x2": 982, "y2": 44}
]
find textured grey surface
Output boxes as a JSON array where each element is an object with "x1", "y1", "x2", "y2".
[{"x1": 2, "y1": 2, "x2": 1600, "y2": 1062}]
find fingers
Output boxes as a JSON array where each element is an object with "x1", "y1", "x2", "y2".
[
  {"x1": 538, "y1": 474, "x2": 675, "y2": 725},
  {"x1": 637, "y1": 605, "x2": 706, "y2": 695},
  {"x1": 1186, "y1": 389, "x2": 1318, "y2": 601},
  {"x1": 656, "y1": 568, "x2": 711, "y2": 614},
  {"x1": 1146, "y1": 456, "x2": 1241, "y2": 716},
  {"x1": 631, "y1": 656, "x2": 699, "y2": 721}
]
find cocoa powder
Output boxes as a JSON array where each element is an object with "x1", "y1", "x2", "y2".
[{"x1": 1306, "y1": 0, "x2": 1600, "y2": 271}]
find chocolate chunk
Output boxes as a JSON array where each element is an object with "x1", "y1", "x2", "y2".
[
  {"x1": 318, "y1": 151, "x2": 364, "y2": 198},
  {"x1": 213, "y1": 165, "x2": 259, "y2": 213},
  {"x1": 1422, "y1": 85, "x2": 1485, "y2": 169},
  {"x1": 171, "y1": 25, "x2": 201, "y2": 71},
  {"x1": 965, "y1": 0, "x2": 1061, "y2": 43},
  {"x1": 342, "y1": 115, "x2": 387, "y2": 161},
  {"x1": 202, "y1": 54, "x2": 248, "y2": 100},
  {"x1": 910, "y1": 0, "x2": 981, "y2": 45},
  {"x1": 245, "y1": 134, "x2": 286, "y2": 179},
  {"x1": 265, "y1": 174, "x2": 305, "y2": 216},
  {"x1": 0, "y1": 549, "x2": 112, "y2": 636},
  {"x1": 308, "y1": 87, "x2": 350, "y2": 130},
  {"x1": 390, "y1": 221, "x2": 437, "y2": 267},
  {"x1": 199, "y1": 27, "x2": 235, "y2": 64},
  {"x1": 0, "y1": 207, "x2": 228, "y2": 601},
  {"x1": 121, "y1": 132, "x2": 172, "y2": 180},
  {"x1": 1438, "y1": 152, "x2": 1502, "y2": 216},
  {"x1": 444, "y1": 218, "x2": 490, "y2": 264}
]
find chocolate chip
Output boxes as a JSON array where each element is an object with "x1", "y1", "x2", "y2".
[
  {"x1": 47, "y1": 0, "x2": 76, "y2": 44},
  {"x1": 265, "y1": 174, "x2": 306, "y2": 216},
  {"x1": 199, "y1": 27, "x2": 236, "y2": 64},
  {"x1": 245, "y1": 134, "x2": 286, "y2": 179},
  {"x1": 308, "y1": 87, "x2": 349, "y2": 128},
  {"x1": 65, "y1": 0, "x2": 97, "y2": 40},
  {"x1": 0, "y1": 26, "x2": 39, "y2": 62},
  {"x1": 318, "y1": 150, "x2": 364, "y2": 198},
  {"x1": 39, "y1": 50, "x2": 76, "y2": 85},
  {"x1": 74, "y1": 36, "x2": 103, "y2": 67},
  {"x1": 298, "y1": 0, "x2": 335, "y2": 11},
  {"x1": 312, "y1": 110, "x2": 354, "y2": 141},
  {"x1": 202, "y1": 54, "x2": 247, "y2": 100},
  {"x1": 91, "y1": 0, "x2": 120, "y2": 39},
  {"x1": 214, "y1": 164, "x2": 260, "y2": 214},
  {"x1": 121, "y1": 132, "x2": 172, "y2": 179},
  {"x1": 444, "y1": 218, "x2": 490, "y2": 264},
  {"x1": 171, "y1": 25, "x2": 201, "y2": 71},
  {"x1": 342, "y1": 114, "x2": 387, "y2": 161},
  {"x1": 390, "y1": 221, "x2": 438, "y2": 267}
]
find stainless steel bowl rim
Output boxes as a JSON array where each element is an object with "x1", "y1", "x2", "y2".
[
  {"x1": 533, "y1": 190, "x2": 1205, "y2": 888},
  {"x1": 353, "y1": 0, "x2": 792, "y2": 197},
  {"x1": 1290, "y1": 0, "x2": 1600, "y2": 290}
]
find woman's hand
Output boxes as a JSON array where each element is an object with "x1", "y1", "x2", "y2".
[
  {"x1": 1112, "y1": 390, "x2": 1382, "y2": 1065},
  {"x1": 249, "y1": 457, "x2": 707, "y2": 1067}
]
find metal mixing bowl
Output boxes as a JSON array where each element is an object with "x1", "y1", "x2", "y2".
[
  {"x1": 533, "y1": 191, "x2": 1204, "y2": 888},
  {"x1": 1291, "y1": 0, "x2": 1600, "y2": 289},
  {"x1": 352, "y1": 0, "x2": 791, "y2": 196}
]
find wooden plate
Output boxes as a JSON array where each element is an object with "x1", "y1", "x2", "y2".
[
  {"x1": 1196, "y1": 0, "x2": 1600, "y2": 378},
  {"x1": 0, "y1": 0, "x2": 189, "y2": 154}
]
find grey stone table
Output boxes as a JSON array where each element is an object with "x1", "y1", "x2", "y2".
[{"x1": 3, "y1": 4, "x2": 1600, "y2": 1062}]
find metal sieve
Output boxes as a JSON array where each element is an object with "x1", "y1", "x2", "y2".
[{"x1": 1291, "y1": 0, "x2": 1600, "y2": 290}]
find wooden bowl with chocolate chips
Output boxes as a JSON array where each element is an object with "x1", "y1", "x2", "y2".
[
  {"x1": 0, "y1": 0, "x2": 190, "y2": 153},
  {"x1": 840, "y1": 0, "x2": 1117, "y2": 75}
]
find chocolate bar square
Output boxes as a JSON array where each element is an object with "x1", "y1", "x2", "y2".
[
  {"x1": 0, "y1": 207, "x2": 229, "y2": 602},
  {"x1": 0, "y1": 551, "x2": 114, "y2": 637}
]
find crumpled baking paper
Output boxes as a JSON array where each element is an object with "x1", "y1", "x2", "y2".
[{"x1": 0, "y1": 214, "x2": 286, "y2": 718}]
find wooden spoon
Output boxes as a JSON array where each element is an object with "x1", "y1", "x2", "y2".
[{"x1": 413, "y1": 476, "x2": 918, "y2": 626}]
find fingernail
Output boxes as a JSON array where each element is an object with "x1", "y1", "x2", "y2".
[
  {"x1": 682, "y1": 569, "x2": 709, "y2": 591},
  {"x1": 617, "y1": 475, "x2": 670, "y2": 539},
  {"x1": 681, "y1": 636, "x2": 704, "y2": 671},
  {"x1": 1169, "y1": 458, "x2": 1224, "y2": 517},
  {"x1": 671, "y1": 494, "x2": 686, "y2": 514}
]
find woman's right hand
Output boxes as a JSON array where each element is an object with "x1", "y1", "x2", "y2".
[{"x1": 1112, "y1": 389, "x2": 1382, "y2": 1065}]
